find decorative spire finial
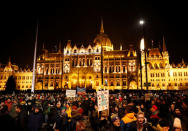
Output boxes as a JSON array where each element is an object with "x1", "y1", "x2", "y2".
[
  {"x1": 163, "y1": 36, "x2": 167, "y2": 51},
  {"x1": 58, "y1": 40, "x2": 62, "y2": 53},
  {"x1": 100, "y1": 17, "x2": 104, "y2": 34}
]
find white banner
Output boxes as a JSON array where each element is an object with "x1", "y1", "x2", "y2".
[
  {"x1": 97, "y1": 90, "x2": 109, "y2": 111},
  {"x1": 66, "y1": 90, "x2": 76, "y2": 97}
]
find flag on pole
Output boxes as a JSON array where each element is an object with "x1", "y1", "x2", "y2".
[{"x1": 31, "y1": 22, "x2": 38, "y2": 93}]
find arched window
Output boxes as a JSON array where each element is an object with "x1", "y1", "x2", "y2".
[
  {"x1": 123, "y1": 81, "x2": 126, "y2": 86},
  {"x1": 109, "y1": 66, "x2": 112, "y2": 73},
  {"x1": 117, "y1": 81, "x2": 120, "y2": 86},
  {"x1": 154, "y1": 63, "x2": 158, "y2": 69},
  {"x1": 90, "y1": 59, "x2": 92, "y2": 66},
  {"x1": 46, "y1": 68, "x2": 48, "y2": 75},
  {"x1": 159, "y1": 63, "x2": 163, "y2": 69},
  {"x1": 105, "y1": 66, "x2": 107, "y2": 73},
  {"x1": 87, "y1": 59, "x2": 89, "y2": 66},
  {"x1": 88, "y1": 49, "x2": 91, "y2": 53},
  {"x1": 74, "y1": 49, "x2": 77, "y2": 53},
  {"x1": 96, "y1": 48, "x2": 99, "y2": 52},
  {"x1": 123, "y1": 66, "x2": 126, "y2": 73}
]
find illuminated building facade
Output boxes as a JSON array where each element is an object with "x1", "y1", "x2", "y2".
[
  {"x1": 35, "y1": 20, "x2": 138, "y2": 90},
  {"x1": 0, "y1": 59, "x2": 33, "y2": 91},
  {"x1": 0, "y1": 20, "x2": 188, "y2": 91},
  {"x1": 140, "y1": 38, "x2": 188, "y2": 90}
]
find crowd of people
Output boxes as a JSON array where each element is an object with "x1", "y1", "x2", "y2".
[{"x1": 0, "y1": 91, "x2": 188, "y2": 131}]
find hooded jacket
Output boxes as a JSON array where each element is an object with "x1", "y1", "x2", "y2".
[{"x1": 120, "y1": 113, "x2": 137, "y2": 131}]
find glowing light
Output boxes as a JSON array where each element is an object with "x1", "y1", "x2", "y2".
[
  {"x1": 140, "y1": 38, "x2": 145, "y2": 51},
  {"x1": 170, "y1": 69, "x2": 173, "y2": 77},
  {"x1": 139, "y1": 20, "x2": 144, "y2": 25}
]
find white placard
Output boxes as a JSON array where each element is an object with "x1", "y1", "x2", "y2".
[
  {"x1": 66, "y1": 90, "x2": 76, "y2": 97},
  {"x1": 97, "y1": 90, "x2": 109, "y2": 111}
]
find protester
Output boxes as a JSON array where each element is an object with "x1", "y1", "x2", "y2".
[
  {"x1": 0, "y1": 91, "x2": 187, "y2": 131},
  {"x1": 110, "y1": 113, "x2": 121, "y2": 131},
  {"x1": 0, "y1": 105, "x2": 15, "y2": 131},
  {"x1": 27, "y1": 105, "x2": 43, "y2": 131},
  {"x1": 120, "y1": 105, "x2": 137, "y2": 130},
  {"x1": 173, "y1": 117, "x2": 182, "y2": 131},
  {"x1": 129, "y1": 111, "x2": 154, "y2": 131},
  {"x1": 15, "y1": 105, "x2": 28, "y2": 131}
]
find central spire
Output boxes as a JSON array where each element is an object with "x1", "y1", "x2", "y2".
[
  {"x1": 100, "y1": 17, "x2": 104, "y2": 34},
  {"x1": 163, "y1": 36, "x2": 167, "y2": 52}
]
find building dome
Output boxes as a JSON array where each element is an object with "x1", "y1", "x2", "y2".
[{"x1": 93, "y1": 19, "x2": 113, "y2": 51}]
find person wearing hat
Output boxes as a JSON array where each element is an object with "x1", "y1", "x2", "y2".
[
  {"x1": 150, "y1": 105, "x2": 160, "y2": 127},
  {"x1": 155, "y1": 118, "x2": 171, "y2": 131},
  {"x1": 173, "y1": 117, "x2": 182, "y2": 131},
  {"x1": 110, "y1": 113, "x2": 121, "y2": 131}
]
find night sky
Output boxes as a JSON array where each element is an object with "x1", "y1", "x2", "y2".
[{"x1": 1, "y1": 1, "x2": 188, "y2": 68}]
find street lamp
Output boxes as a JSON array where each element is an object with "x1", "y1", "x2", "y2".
[
  {"x1": 139, "y1": 19, "x2": 145, "y2": 38},
  {"x1": 139, "y1": 20, "x2": 144, "y2": 25}
]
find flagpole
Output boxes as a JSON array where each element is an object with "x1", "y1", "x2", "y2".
[{"x1": 31, "y1": 22, "x2": 38, "y2": 93}]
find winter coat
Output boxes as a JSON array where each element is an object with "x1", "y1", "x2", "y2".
[
  {"x1": 0, "y1": 112, "x2": 15, "y2": 131},
  {"x1": 97, "y1": 118, "x2": 111, "y2": 131},
  {"x1": 27, "y1": 112, "x2": 43, "y2": 131},
  {"x1": 15, "y1": 110, "x2": 28, "y2": 131},
  {"x1": 55, "y1": 113, "x2": 68, "y2": 131},
  {"x1": 129, "y1": 121, "x2": 154, "y2": 131},
  {"x1": 120, "y1": 113, "x2": 137, "y2": 131}
]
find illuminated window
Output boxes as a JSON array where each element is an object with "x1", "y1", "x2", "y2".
[
  {"x1": 22, "y1": 76, "x2": 25, "y2": 80},
  {"x1": 104, "y1": 80, "x2": 108, "y2": 86},
  {"x1": 87, "y1": 59, "x2": 89, "y2": 66},
  {"x1": 50, "y1": 82, "x2": 53, "y2": 87},
  {"x1": 105, "y1": 66, "x2": 107, "y2": 73},
  {"x1": 123, "y1": 80, "x2": 126, "y2": 86},
  {"x1": 46, "y1": 69, "x2": 49, "y2": 75},
  {"x1": 44, "y1": 83, "x2": 47, "y2": 87},
  {"x1": 110, "y1": 82, "x2": 114, "y2": 86},
  {"x1": 96, "y1": 81, "x2": 99, "y2": 86},
  {"x1": 90, "y1": 59, "x2": 92, "y2": 66},
  {"x1": 123, "y1": 66, "x2": 126, "y2": 73},
  {"x1": 88, "y1": 49, "x2": 91, "y2": 53},
  {"x1": 117, "y1": 81, "x2": 120, "y2": 86}
]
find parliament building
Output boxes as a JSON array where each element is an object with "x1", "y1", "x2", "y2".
[{"x1": 0, "y1": 20, "x2": 188, "y2": 91}]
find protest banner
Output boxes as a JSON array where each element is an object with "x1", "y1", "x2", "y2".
[
  {"x1": 77, "y1": 87, "x2": 86, "y2": 95},
  {"x1": 66, "y1": 90, "x2": 76, "y2": 97},
  {"x1": 97, "y1": 90, "x2": 109, "y2": 112}
]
